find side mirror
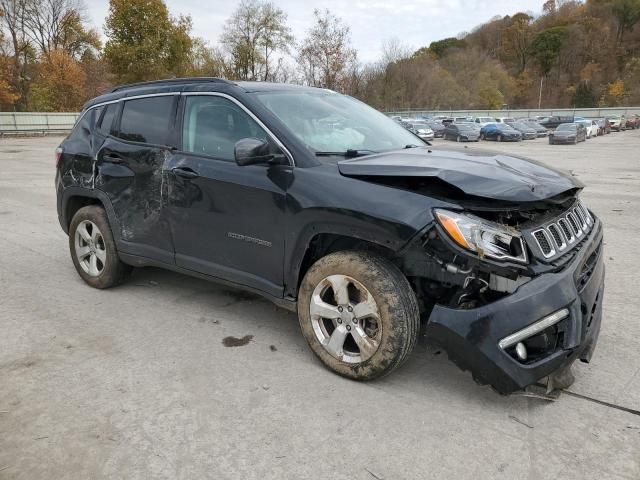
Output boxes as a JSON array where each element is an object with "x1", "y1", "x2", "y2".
[{"x1": 234, "y1": 138, "x2": 274, "y2": 166}]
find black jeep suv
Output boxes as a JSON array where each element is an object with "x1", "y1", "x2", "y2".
[{"x1": 56, "y1": 78, "x2": 604, "y2": 395}]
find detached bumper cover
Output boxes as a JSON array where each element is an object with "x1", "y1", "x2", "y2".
[{"x1": 426, "y1": 219, "x2": 605, "y2": 394}]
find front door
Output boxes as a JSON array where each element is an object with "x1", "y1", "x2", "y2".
[{"x1": 167, "y1": 94, "x2": 290, "y2": 297}]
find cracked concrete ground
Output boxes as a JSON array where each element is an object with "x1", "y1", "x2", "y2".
[{"x1": 1, "y1": 132, "x2": 639, "y2": 479}]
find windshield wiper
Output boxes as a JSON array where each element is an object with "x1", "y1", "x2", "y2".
[{"x1": 315, "y1": 149, "x2": 378, "y2": 158}]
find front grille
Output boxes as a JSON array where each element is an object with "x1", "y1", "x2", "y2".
[{"x1": 530, "y1": 200, "x2": 594, "y2": 260}]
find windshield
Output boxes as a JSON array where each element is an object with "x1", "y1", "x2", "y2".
[
  {"x1": 254, "y1": 90, "x2": 424, "y2": 153},
  {"x1": 557, "y1": 124, "x2": 576, "y2": 132}
]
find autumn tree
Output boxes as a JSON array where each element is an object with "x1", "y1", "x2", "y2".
[
  {"x1": 29, "y1": 48, "x2": 85, "y2": 110},
  {"x1": 501, "y1": 13, "x2": 532, "y2": 74},
  {"x1": 297, "y1": 9, "x2": 357, "y2": 91},
  {"x1": 221, "y1": 0, "x2": 293, "y2": 81},
  {"x1": 103, "y1": 0, "x2": 194, "y2": 83}
]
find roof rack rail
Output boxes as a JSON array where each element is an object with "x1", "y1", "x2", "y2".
[{"x1": 109, "y1": 77, "x2": 232, "y2": 93}]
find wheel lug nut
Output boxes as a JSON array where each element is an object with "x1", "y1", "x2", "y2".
[
  {"x1": 347, "y1": 306, "x2": 353, "y2": 312},
  {"x1": 346, "y1": 325, "x2": 351, "y2": 331},
  {"x1": 337, "y1": 319, "x2": 342, "y2": 324},
  {"x1": 338, "y1": 306, "x2": 343, "y2": 312}
]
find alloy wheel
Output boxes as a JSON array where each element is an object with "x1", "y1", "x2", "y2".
[
  {"x1": 74, "y1": 220, "x2": 106, "y2": 276},
  {"x1": 309, "y1": 274, "x2": 382, "y2": 364}
]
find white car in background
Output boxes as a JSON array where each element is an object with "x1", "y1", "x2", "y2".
[
  {"x1": 495, "y1": 117, "x2": 516, "y2": 124},
  {"x1": 474, "y1": 116, "x2": 497, "y2": 127},
  {"x1": 575, "y1": 119, "x2": 598, "y2": 138}
]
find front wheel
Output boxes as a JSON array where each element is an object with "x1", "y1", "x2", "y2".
[
  {"x1": 456, "y1": 135, "x2": 461, "y2": 142},
  {"x1": 298, "y1": 251, "x2": 419, "y2": 381},
  {"x1": 498, "y1": 134, "x2": 503, "y2": 142},
  {"x1": 69, "y1": 206, "x2": 132, "y2": 289}
]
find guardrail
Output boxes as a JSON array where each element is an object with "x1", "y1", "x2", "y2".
[
  {"x1": 385, "y1": 106, "x2": 640, "y2": 118},
  {"x1": 0, "y1": 112, "x2": 80, "y2": 135}
]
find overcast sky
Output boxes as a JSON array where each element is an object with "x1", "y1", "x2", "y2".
[{"x1": 85, "y1": 0, "x2": 540, "y2": 62}]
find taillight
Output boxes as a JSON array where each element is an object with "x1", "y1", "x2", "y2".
[{"x1": 55, "y1": 146, "x2": 63, "y2": 167}]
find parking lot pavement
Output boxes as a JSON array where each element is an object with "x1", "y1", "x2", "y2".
[{"x1": 1, "y1": 132, "x2": 639, "y2": 480}]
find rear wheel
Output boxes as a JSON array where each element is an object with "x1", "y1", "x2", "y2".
[
  {"x1": 69, "y1": 206, "x2": 131, "y2": 289},
  {"x1": 298, "y1": 251, "x2": 419, "y2": 381}
]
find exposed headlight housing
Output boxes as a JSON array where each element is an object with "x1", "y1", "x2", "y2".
[{"x1": 434, "y1": 209, "x2": 528, "y2": 263}]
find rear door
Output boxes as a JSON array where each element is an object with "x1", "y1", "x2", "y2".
[{"x1": 94, "y1": 94, "x2": 178, "y2": 264}]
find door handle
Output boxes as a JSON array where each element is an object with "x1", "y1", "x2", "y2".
[
  {"x1": 172, "y1": 167, "x2": 200, "y2": 179},
  {"x1": 103, "y1": 153, "x2": 123, "y2": 164}
]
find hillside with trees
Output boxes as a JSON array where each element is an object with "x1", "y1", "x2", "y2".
[{"x1": 1, "y1": 0, "x2": 639, "y2": 112}]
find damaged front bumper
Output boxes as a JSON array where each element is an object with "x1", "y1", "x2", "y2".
[{"x1": 425, "y1": 219, "x2": 605, "y2": 395}]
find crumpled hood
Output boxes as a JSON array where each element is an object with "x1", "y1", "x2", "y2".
[{"x1": 338, "y1": 147, "x2": 583, "y2": 202}]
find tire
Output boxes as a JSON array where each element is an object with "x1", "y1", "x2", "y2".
[
  {"x1": 69, "y1": 205, "x2": 132, "y2": 289},
  {"x1": 498, "y1": 134, "x2": 503, "y2": 142},
  {"x1": 480, "y1": 133, "x2": 485, "y2": 140},
  {"x1": 456, "y1": 135, "x2": 461, "y2": 142},
  {"x1": 574, "y1": 137, "x2": 578, "y2": 145},
  {"x1": 297, "y1": 250, "x2": 419, "y2": 381}
]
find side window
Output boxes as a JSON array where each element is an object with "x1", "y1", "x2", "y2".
[
  {"x1": 68, "y1": 106, "x2": 102, "y2": 142},
  {"x1": 97, "y1": 104, "x2": 117, "y2": 137},
  {"x1": 118, "y1": 96, "x2": 175, "y2": 145},
  {"x1": 182, "y1": 96, "x2": 269, "y2": 161}
]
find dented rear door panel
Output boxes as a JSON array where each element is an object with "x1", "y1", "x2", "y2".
[{"x1": 94, "y1": 136, "x2": 174, "y2": 264}]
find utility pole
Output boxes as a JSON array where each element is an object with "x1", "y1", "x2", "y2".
[{"x1": 538, "y1": 76, "x2": 544, "y2": 109}]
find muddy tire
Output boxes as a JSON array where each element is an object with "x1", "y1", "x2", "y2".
[
  {"x1": 297, "y1": 250, "x2": 419, "y2": 381},
  {"x1": 69, "y1": 205, "x2": 131, "y2": 289}
]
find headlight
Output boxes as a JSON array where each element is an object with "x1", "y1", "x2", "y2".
[{"x1": 434, "y1": 209, "x2": 528, "y2": 263}]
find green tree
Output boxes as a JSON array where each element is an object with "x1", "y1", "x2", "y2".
[
  {"x1": 103, "y1": 0, "x2": 194, "y2": 83},
  {"x1": 528, "y1": 26, "x2": 568, "y2": 74},
  {"x1": 609, "y1": 0, "x2": 640, "y2": 43},
  {"x1": 572, "y1": 81, "x2": 596, "y2": 107},
  {"x1": 427, "y1": 37, "x2": 466, "y2": 58}
]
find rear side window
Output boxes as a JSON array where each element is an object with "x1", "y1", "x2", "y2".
[
  {"x1": 181, "y1": 96, "x2": 268, "y2": 161},
  {"x1": 97, "y1": 104, "x2": 117, "y2": 136},
  {"x1": 68, "y1": 107, "x2": 102, "y2": 142},
  {"x1": 118, "y1": 96, "x2": 175, "y2": 145}
]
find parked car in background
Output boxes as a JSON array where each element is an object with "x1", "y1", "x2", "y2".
[
  {"x1": 474, "y1": 116, "x2": 497, "y2": 127},
  {"x1": 520, "y1": 119, "x2": 549, "y2": 137},
  {"x1": 575, "y1": 119, "x2": 598, "y2": 139},
  {"x1": 495, "y1": 117, "x2": 516, "y2": 124},
  {"x1": 405, "y1": 120, "x2": 435, "y2": 141},
  {"x1": 595, "y1": 118, "x2": 611, "y2": 135},
  {"x1": 506, "y1": 121, "x2": 538, "y2": 140},
  {"x1": 587, "y1": 120, "x2": 600, "y2": 138},
  {"x1": 549, "y1": 123, "x2": 587, "y2": 144},
  {"x1": 480, "y1": 123, "x2": 522, "y2": 142},
  {"x1": 625, "y1": 114, "x2": 639, "y2": 129},
  {"x1": 606, "y1": 115, "x2": 625, "y2": 132},
  {"x1": 426, "y1": 121, "x2": 446, "y2": 138},
  {"x1": 539, "y1": 116, "x2": 575, "y2": 130},
  {"x1": 443, "y1": 123, "x2": 480, "y2": 142}
]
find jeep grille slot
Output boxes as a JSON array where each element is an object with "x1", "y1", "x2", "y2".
[
  {"x1": 532, "y1": 229, "x2": 555, "y2": 258},
  {"x1": 528, "y1": 201, "x2": 595, "y2": 261}
]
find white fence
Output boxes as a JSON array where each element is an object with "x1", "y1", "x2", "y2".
[
  {"x1": 385, "y1": 106, "x2": 640, "y2": 118},
  {"x1": 0, "y1": 112, "x2": 80, "y2": 135},
  {"x1": 2, "y1": 106, "x2": 639, "y2": 135}
]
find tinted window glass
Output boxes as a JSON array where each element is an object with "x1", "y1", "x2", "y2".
[
  {"x1": 68, "y1": 107, "x2": 102, "y2": 142},
  {"x1": 182, "y1": 96, "x2": 268, "y2": 161},
  {"x1": 98, "y1": 104, "x2": 117, "y2": 136},
  {"x1": 119, "y1": 96, "x2": 175, "y2": 144}
]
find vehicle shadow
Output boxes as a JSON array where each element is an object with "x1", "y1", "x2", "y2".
[{"x1": 124, "y1": 266, "x2": 541, "y2": 409}]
